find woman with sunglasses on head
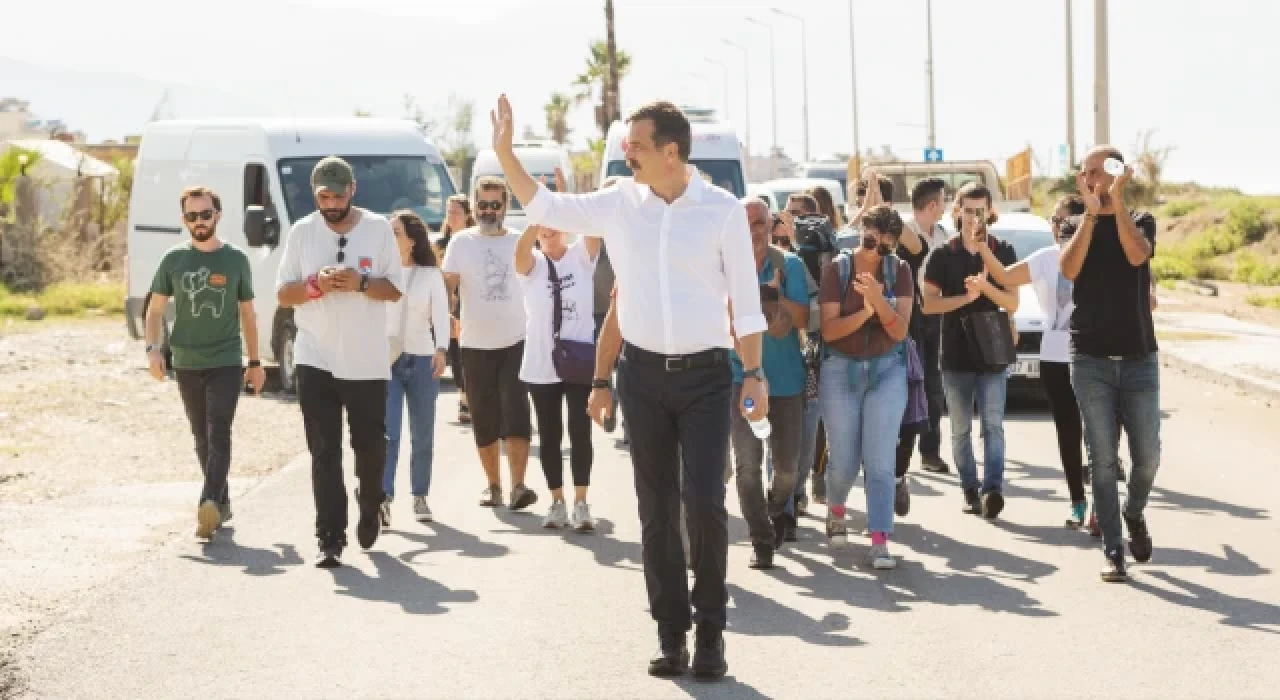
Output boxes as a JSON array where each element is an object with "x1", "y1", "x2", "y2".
[
  {"x1": 439, "y1": 195, "x2": 476, "y2": 424},
  {"x1": 380, "y1": 210, "x2": 451, "y2": 526},
  {"x1": 807, "y1": 184, "x2": 845, "y2": 231}
]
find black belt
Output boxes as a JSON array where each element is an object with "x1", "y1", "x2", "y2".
[{"x1": 622, "y1": 343, "x2": 728, "y2": 372}]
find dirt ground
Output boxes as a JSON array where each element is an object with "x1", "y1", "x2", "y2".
[
  {"x1": 1159, "y1": 280, "x2": 1280, "y2": 326},
  {"x1": 0, "y1": 317, "x2": 308, "y2": 697}
]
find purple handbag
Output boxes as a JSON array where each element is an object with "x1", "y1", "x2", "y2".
[
  {"x1": 901, "y1": 336, "x2": 929, "y2": 427},
  {"x1": 546, "y1": 258, "x2": 595, "y2": 385}
]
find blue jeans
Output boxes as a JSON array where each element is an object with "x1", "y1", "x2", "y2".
[
  {"x1": 383, "y1": 353, "x2": 441, "y2": 499},
  {"x1": 1070, "y1": 353, "x2": 1162, "y2": 551},
  {"x1": 819, "y1": 350, "x2": 908, "y2": 534},
  {"x1": 942, "y1": 370, "x2": 1008, "y2": 494}
]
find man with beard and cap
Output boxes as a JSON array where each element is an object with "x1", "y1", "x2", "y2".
[
  {"x1": 146, "y1": 185, "x2": 266, "y2": 540},
  {"x1": 441, "y1": 176, "x2": 537, "y2": 512},
  {"x1": 276, "y1": 156, "x2": 404, "y2": 568}
]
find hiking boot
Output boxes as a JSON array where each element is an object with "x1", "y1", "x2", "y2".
[
  {"x1": 479, "y1": 485, "x2": 503, "y2": 507},
  {"x1": 510, "y1": 484, "x2": 538, "y2": 511},
  {"x1": 748, "y1": 544, "x2": 774, "y2": 570},
  {"x1": 691, "y1": 626, "x2": 728, "y2": 681},
  {"x1": 870, "y1": 543, "x2": 897, "y2": 570},
  {"x1": 379, "y1": 496, "x2": 392, "y2": 528},
  {"x1": 1067, "y1": 500, "x2": 1087, "y2": 528},
  {"x1": 542, "y1": 499, "x2": 569, "y2": 529},
  {"x1": 1100, "y1": 546, "x2": 1128, "y2": 582},
  {"x1": 571, "y1": 501, "x2": 596, "y2": 532},
  {"x1": 355, "y1": 489, "x2": 380, "y2": 550},
  {"x1": 413, "y1": 496, "x2": 433, "y2": 523},
  {"x1": 921, "y1": 453, "x2": 951, "y2": 474},
  {"x1": 982, "y1": 491, "x2": 1005, "y2": 520},
  {"x1": 648, "y1": 633, "x2": 689, "y2": 678},
  {"x1": 826, "y1": 511, "x2": 849, "y2": 548},
  {"x1": 894, "y1": 477, "x2": 911, "y2": 517},
  {"x1": 962, "y1": 487, "x2": 982, "y2": 515},
  {"x1": 196, "y1": 499, "x2": 221, "y2": 540},
  {"x1": 1124, "y1": 513, "x2": 1153, "y2": 563}
]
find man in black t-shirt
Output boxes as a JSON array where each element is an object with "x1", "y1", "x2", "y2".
[
  {"x1": 1059, "y1": 147, "x2": 1160, "y2": 583},
  {"x1": 922, "y1": 183, "x2": 1019, "y2": 520}
]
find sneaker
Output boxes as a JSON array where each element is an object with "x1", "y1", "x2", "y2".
[
  {"x1": 355, "y1": 489, "x2": 380, "y2": 550},
  {"x1": 379, "y1": 496, "x2": 392, "y2": 528},
  {"x1": 982, "y1": 491, "x2": 1005, "y2": 520},
  {"x1": 543, "y1": 500, "x2": 569, "y2": 528},
  {"x1": 217, "y1": 502, "x2": 233, "y2": 527},
  {"x1": 962, "y1": 487, "x2": 982, "y2": 515},
  {"x1": 315, "y1": 545, "x2": 342, "y2": 569},
  {"x1": 510, "y1": 484, "x2": 538, "y2": 511},
  {"x1": 1067, "y1": 500, "x2": 1087, "y2": 528},
  {"x1": 1100, "y1": 546, "x2": 1128, "y2": 582},
  {"x1": 1124, "y1": 513, "x2": 1153, "y2": 563},
  {"x1": 748, "y1": 544, "x2": 774, "y2": 570},
  {"x1": 870, "y1": 543, "x2": 897, "y2": 570},
  {"x1": 479, "y1": 484, "x2": 503, "y2": 507},
  {"x1": 571, "y1": 501, "x2": 596, "y2": 532},
  {"x1": 826, "y1": 511, "x2": 848, "y2": 548},
  {"x1": 196, "y1": 499, "x2": 221, "y2": 539},
  {"x1": 413, "y1": 496, "x2": 433, "y2": 523},
  {"x1": 894, "y1": 477, "x2": 911, "y2": 517},
  {"x1": 921, "y1": 453, "x2": 951, "y2": 474}
]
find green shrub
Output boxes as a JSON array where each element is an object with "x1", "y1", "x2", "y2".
[
  {"x1": 0, "y1": 282, "x2": 125, "y2": 318},
  {"x1": 1159, "y1": 199, "x2": 1201, "y2": 218},
  {"x1": 1233, "y1": 251, "x2": 1280, "y2": 286},
  {"x1": 1246, "y1": 293, "x2": 1280, "y2": 310},
  {"x1": 1151, "y1": 252, "x2": 1195, "y2": 280}
]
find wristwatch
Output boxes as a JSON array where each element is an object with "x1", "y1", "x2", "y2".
[
  {"x1": 359, "y1": 272, "x2": 371, "y2": 293},
  {"x1": 591, "y1": 378, "x2": 611, "y2": 389},
  {"x1": 145, "y1": 344, "x2": 163, "y2": 354},
  {"x1": 247, "y1": 360, "x2": 262, "y2": 368},
  {"x1": 743, "y1": 367, "x2": 766, "y2": 382}
]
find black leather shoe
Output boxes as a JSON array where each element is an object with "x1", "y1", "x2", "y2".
[
  {"x1": 748, "y1": 544, "x2": 774, "y2": 570},
  {"x1": 355, "y1": 489, "x2": 381, "y2": 550},
  {"x1": 647, "y1": 636, "x2": 689, "y2": 678},
  {"x1": 691, "y1": 627, "x2": 728, "y2": 680}
]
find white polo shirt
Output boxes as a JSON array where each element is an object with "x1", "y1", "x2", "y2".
[{"x1": 275, "y1": 209, "x2": 403, "y2": 380}]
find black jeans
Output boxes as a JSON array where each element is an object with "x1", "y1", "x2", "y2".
[
  {"x1": 528, "y1": 382, "x2": 593, "y2": 490},
  {"x1": 1041, "y1": 360, "x2": 1086, "y2": 502},
  {"x1": 918, "y1": 317, "x2": 945, "y2": 457},
  {"x1": 175, "y1": 366, "x2": 243, "y2": 507},
  {"x1": 617, "y1": 345, "x2": 733, "y2": 633},
  {"x1": 296, "y1": 365, "x2": 388, "y2": 548},
  {"x1": 731, "y1": 393, "x2": 803, "y2": 548}
]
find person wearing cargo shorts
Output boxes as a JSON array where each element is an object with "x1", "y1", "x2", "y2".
[{"x1": 442, "y1": 176, "x2": 537, "y2": 511}]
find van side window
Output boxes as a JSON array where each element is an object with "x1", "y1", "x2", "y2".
[{"x1": 243, "y1": 164, "x2": 277, "y2": 219}]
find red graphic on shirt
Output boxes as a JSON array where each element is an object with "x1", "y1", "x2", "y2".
[{"x1": 358, "y1": 257, "x2": 373, "y2": 272}]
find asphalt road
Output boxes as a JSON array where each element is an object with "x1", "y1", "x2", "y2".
[{"x1": 19, "y1": 368, "x2": 1280, "y2": 698}]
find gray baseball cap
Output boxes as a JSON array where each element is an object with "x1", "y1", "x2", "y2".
[{"x1": 311, "y1": 156, "x2": 354, "y2": 193}]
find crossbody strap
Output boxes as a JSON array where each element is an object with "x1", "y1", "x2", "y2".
[{"x1": 546, "y1": 254, "x2": 564, "y2": 340}]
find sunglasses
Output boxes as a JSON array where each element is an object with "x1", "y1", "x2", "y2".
[
  {"x1": 963, "y1": 207, "x2": 988, "y2": 217},
  {"x1": 1051, "y1": 215, "x2": 1066, "y2": 226},
  {"x1": 183, "y1": 209, "x2": 215, "y2": 223},
  {"x1": 336, "y1": 235, "x2": 348, "y2": 264},
  {"x1": 475, "y1": 200, "x2": 504, "y2": 211}
]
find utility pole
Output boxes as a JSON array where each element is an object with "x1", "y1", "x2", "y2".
[
  {"x1": 772, "y1": 8, "x2": 810, "y2": 162},
  {"x1": 1093, "y1": 0, "x2": 1111, "y2": 145},
  {"x1": 925, "y1": 0, "x2": 937, "y2": 151},
  {"x1": 722, "y1": 39, "x2": 752, "y2": 166},
  {"x1": 848, "y1": 0, "x2": 861, "y2": 164},
  {"x1": 745, "y1": 17, "x2": 779, "y2": 178},
  {"x1": 1066, "y1": 0, "x2": 1076, "y2": 168},
  {"x1": 605, "y1": 0, "x2": 621, "y2": 126},
  {"x1": 704, "y1": 57, "x2": 730, "y2": 120}
]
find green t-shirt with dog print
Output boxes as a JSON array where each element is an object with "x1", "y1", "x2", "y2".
[{"x1": 150, "y1": 242, "x2": 254, "y2": 370}]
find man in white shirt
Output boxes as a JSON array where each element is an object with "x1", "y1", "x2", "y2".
[
  {"x1": 492, "y1": 95, "x2": 767, "y2": 681},
  {"x1": 275, "y1": 157, "x2": 403, "y2": 568},
  {"x1": 441, "y1": 177, "x2": 537, "y2": 512}
]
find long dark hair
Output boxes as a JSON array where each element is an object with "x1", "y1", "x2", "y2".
[
  {"x1": 808, "y1": 185, "x2": 845, "y2": 229},
  {"x1": 441, "y1": 194, "x2": 475, "y2": 237},
  {"x1": 392, "y1": 210, "x2": 438, "y2": 267}
]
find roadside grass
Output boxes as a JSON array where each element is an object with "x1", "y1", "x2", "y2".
[
  {"x1": 1246, "y1": 293, "x2": 1280, "y2": 310},
  {"x1": 0, "y1": 282, "x2": 125, "y2": 318},
  {"x1": 1152, "y1": 195, "x2": 1280, "y2": 283}
]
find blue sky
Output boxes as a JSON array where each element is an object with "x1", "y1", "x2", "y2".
[{"x1": 2, "y1": 0, "x2": 1277, "y2": 193}]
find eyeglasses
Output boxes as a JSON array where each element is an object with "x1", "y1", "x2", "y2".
[
  {"x1": 1050, "y1": 215, "x2": 1066, "y2": 226},
  {"x1": 183, "y1": 209, "x2": 215, "y2": 223},
  {"x1": 336, "y1": 235, "x2": 348, "y2": 264},
  {"x1": 475, "y1": 200, "x2": 504, "y2": 211}
]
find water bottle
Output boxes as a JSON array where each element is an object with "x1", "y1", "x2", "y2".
[{"x1": 743, "y1": 397, "x2": 771, "y2": 440}]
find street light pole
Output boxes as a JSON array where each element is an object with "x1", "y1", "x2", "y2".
[
  {"x1": 745, "y1": 16, "x2": 779, "y2": 178},
  {"x1": 1094, "y1": 0, "x2": 1111, "y2": 145},
  {"x1": 848, "y1": 0, "x2": 861, "y2": 164},
  {"x1": 925, "y1": 0, "x2": 937, "y2": 151},
  {"x1": 1065, "y1": 0, "x2": 1076, "y2": 168},
  {"x1": 771, "y1": 7, "x2": 810, "y2": 162},
  {"x1": 721, "y1": 39, "x2": 752, "y2": 166},
  {"x1": 704, "y1": 57, "x2": 730, "y2": 122}
]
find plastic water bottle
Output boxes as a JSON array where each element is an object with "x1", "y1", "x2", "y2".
[{"x1": 743, "y1": 398, "x2": 772, "y2": 440}]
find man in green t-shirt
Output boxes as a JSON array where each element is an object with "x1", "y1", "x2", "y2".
[{"x1": 145, "y1": 186, "x2": 265, "y2": 540}]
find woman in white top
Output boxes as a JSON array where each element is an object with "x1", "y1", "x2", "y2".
[
  {"x1": 979, "y1": 195, "x2": 1091, "y2": 528},
  {"x1": 381, "y1": 210, "x2": 451, "y2": 526},
  {"x1": 514, "y1": 224, "x2": 602, "y2": 531}
]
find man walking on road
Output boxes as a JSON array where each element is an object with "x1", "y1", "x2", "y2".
[
  {"x1": 276, "y1": 157, "x2": 403, "y2": 568},
  {"x1": 494, "y1": 95, "x2": 767, "y2": 681},
  {"x1": 1059, "y1": 147, "x2": 1161, "y2": 582},
  {"x1": 901, "y1": 177, "x2": 951, "y2": 476},
  {"x1": 441, "y1": 177, "x2": 538, "y2": 512},
  {"x1": 146, "y1": 186, "x2": 265, "y2": 540}
]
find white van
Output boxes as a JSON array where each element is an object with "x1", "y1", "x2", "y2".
[
  {"x1": 471, "y1": 140, "x2": 575, "y2": 231},
  {"x1": 124, "y1": 118, "x2": 458, "y2": 392},
  {"x1": 598, "y1": 106, "x2": 747, "y2": 198}
]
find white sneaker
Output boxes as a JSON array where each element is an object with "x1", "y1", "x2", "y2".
[
  {"x1": 413, "y1": 496, "x2": 432, "y2": 523},
  {"x1": 570, "y1": 501, "x2": 595, "y2": 532},
  {"x1": 870, "y1": 543, "x2": 897, "y2": 570},
  {"x1": 826, "y1": 511, "x2": 849, "y2": 548},
  {"x1": 543, "y1": 500, "x2": 569, "y2": 529}
]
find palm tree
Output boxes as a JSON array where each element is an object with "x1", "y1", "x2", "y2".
[
  {"x1": 544, "y1": 93, "x2": 573, "y2": 145},
  {"x1": 572, "y1": 40, "x2": 631, "y2": 137}
]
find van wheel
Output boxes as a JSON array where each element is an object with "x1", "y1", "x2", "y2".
[{"x1": 272, "y1": 315, "x2": 298, "y2": 395}]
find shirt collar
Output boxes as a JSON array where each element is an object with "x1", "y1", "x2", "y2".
[{"x1": 636, "y1": 165, "x2": 706, "y2": 205}]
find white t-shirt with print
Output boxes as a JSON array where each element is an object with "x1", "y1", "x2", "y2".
[
  {"x1": 517, "y1": 241, "x2": 598, "y2": 384},
  {"x1": 274, "y1": 209, "x2": 403, "y2": 380},
  {"x1": 1025, "y1": 244, "x2": 1074, "y2": 363},
  {"x1": 441, "y1": 227, "x2": 526, "y2": 350}
]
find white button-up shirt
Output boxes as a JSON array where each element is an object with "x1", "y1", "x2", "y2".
[{"x1": 524, "y1": 167, "x2": 766, "y2": 355}]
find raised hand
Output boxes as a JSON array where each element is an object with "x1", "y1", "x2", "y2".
[
  {"x1": 853, "y1": 271, "x2": 884, "y2": 305},
  {"x1": 1077, "y1": 171, "x2": 1102, "y2": 214},
  {"x1": 1109, "y1": 163, "x2": 1133, "y2": 205},
  {"x1": 490, "y1": 94, "x2": 515, "y2": 154}
]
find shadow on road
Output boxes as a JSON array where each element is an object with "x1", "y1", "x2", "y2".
[
  {"x1": 556, "y1": 517, "x2": 644, "y2": 571},
  {"x1": 726, "y1": 583, "x2": 862, "y2": 648},
  {"x1": 328, "y1": 551, "x2": 479, "y2": 615},
  {"x1": 668, "y1": 673, "x2": 771, "y2": 699},
  {"x1": 1147, "y1": 484, "x2": 1270, "y2": 520},
  {"x1": 1132, "y1": 570, "x2": 1280, "y2": 635},
  {"x1": 181, "y1": 530, "x2": 304, "y2": 576},
  {"x1": 392, "y1": 522, "x2": 510, "y2": 562}
]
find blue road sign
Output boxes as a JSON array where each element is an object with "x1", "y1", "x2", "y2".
[{"x1": 923, "y1": 148, "x2": 944, "y2": 163}]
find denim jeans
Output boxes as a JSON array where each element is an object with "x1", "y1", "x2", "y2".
[
  {"x1": 383, "y1": 354, "x2": 440, "y2": 499},
  {"x1": 819, "y1": 349, "x2": 908, "y2": 534},
  {"x1": 781, "y1": 397, "x2": 821, "y2": 517},
  {"x1": 731, "y1": 391, "x2": 803, "y2": 548},
  {"x1": 942, "y1": 370, "x2": 1008, "y2": 494},
  {"x1": 1070, "y1": 353, "x2": 1162, "y2": 551}
]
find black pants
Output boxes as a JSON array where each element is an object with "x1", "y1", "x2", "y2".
[
  {"x1": 918, "y1": 318, "x2": 945, "y2": 457},
  {"x1": 1041, "y1": 360, "x2": 1086, "y2": 502},
  {"x1": 296, "y1": 365, "x2": 388, "y2": 548},
  {"x1": 448, "y1": 338, "x2": 465, "y2": 395},
  {"x1": 175, "y1": 366, "x2": 243, "y2": 506},
  {"x1": 617, "y1": 344, "x2": 732, "y2": 633},
  {"x1": 528, "y1": 382, "x2": 593, "y2": 490}
]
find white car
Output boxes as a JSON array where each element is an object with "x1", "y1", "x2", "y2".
[{"x1": 759, "y1": 177, "x2": 846, "y2": 215}]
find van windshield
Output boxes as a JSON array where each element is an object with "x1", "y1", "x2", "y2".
[
  {"x1": 277, "y1": 155, "x2": 456, "y2": 229},
  {"x1": 506, "y1": 173, "x2": 560, "y2": 212},
  {"x1": 605, "y1": 159, "x2": 745, "y2": 198}
]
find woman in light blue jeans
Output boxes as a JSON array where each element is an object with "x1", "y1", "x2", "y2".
[
  {"x1": 816, "y1": 204, "x2": 913, "y2": 569},
  {"x1": 382, "y1": 211, "x2": 450, "y2": 526}
]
